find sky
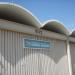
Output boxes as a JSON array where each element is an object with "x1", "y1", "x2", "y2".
[{"x1": 0, "y1": 0, "x2": 75, "y2": 31}]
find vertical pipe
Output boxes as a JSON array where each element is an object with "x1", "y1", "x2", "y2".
[
  {"x1": 19, "y1": 33, "x2": 22, "y2": 75},
  {"x1": 67, "y1": 38, "x2": 73, "y2": 75},
  {"x1": 0, "y1": 30, "x2": 2, "y2": 75}
]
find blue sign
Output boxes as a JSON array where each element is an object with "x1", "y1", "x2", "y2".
[{"x1": 23, "y1": 39, "x2": 52, "y2": 48}]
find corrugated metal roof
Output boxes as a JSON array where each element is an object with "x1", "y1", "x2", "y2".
[
  {"x1": 41, "y1": 20, "x2": 70, "y2": 35},
  {"x1": 70, "y1": 30, "x2": 75, "y2": 37},
  {"x1": 0, "y1": 2, "x2": 75, "y2": 37},
  {"x1": 0, "y1": 2, "x2": 41, "y2": 28}
]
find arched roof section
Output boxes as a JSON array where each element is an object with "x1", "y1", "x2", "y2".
[
  {"x1": 41, "y1": 20, "x2": 70, "y2": 35},
  {"x1": 70, "y1": 30, "x2": 75, "y2": 37},
  {"x1": 0, "y1": 2, "x2": 41, "y2": 28}
]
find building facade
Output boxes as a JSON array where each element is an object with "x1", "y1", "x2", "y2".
[{"x1": 0, "y1": 3, "x2": 75, "y2": 75}]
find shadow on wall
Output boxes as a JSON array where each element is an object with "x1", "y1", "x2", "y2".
[
  {"x1": 0, "y1": 74, "x2": 2, "y2": 75},
  {"x1": 0, "y1": 47, "x2": 66, "y2": 66},
  {"x1": 15, "y1": 50, "x2": 68, "y2": 75},
  {"x1": 70, "y1": 42, "x2": 75, "y2": 75},
  {"x1": 0, "y1": 60, "x2": 6, "y2": 75},
  {"x1": 0, "y1": 48, "x2": 68, "y2": 75}
]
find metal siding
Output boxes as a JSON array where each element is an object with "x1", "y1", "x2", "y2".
[
  {"x1": 70, "y1": 42, "x2": 75, "y2": 75},
  {"x1": 0, "y1": 30, "x2": 69, "y2": 75},
  {"x1": 4, "y1": 31, "x2": 8, "y2": 75},
  {"x1": 7, "y1": 31, "x2": 11, "y2": 75}
]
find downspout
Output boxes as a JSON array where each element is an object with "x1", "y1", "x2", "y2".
[{"x1": 67, "y1": 36, "x2": 73, "y2": 75}]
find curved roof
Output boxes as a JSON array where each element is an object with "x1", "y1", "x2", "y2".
[
  {"x1": 70, "y1": 30, "x2": 75, "y2": 37},
  {"x1": 41, "y1": 20, "x2": 70, "y2": 35},
  {"x1": 0, "y1": 2, "x2": 41, "y2": 28}
]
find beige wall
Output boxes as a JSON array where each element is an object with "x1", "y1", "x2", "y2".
[
  {"x1": 0, "y1": 29, "x2": 69, "y2": 75},
  {"x1": 70, "y1": 42, "x2": 75, "y2": 75}
]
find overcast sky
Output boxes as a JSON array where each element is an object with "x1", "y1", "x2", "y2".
[{"x1": 0, "y1": 0, "x2": 75, "y2": 31}]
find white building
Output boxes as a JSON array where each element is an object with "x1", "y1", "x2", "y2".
[{"x1": 0, "y1": 2, "x2": 75, "y2": 75}]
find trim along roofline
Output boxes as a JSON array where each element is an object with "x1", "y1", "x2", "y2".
[{"x1": 0, "y1": 19, "x2": 67, "y2": 41}]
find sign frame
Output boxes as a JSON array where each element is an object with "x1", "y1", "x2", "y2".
[{"x1": 23, "y1": 38, "x2": 53, "y2": 49}]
